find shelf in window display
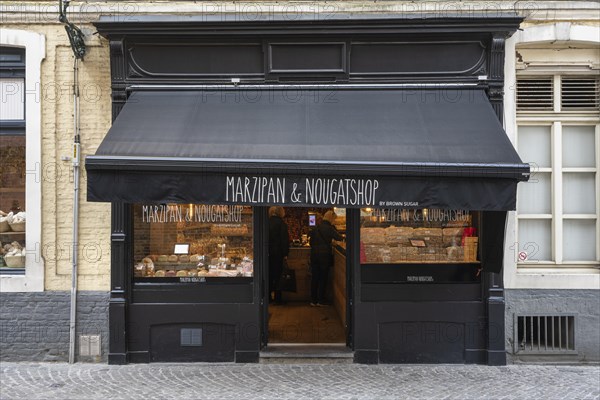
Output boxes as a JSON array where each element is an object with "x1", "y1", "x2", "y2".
[
  {"x1": 362, "y1": 261, "x2": 480, "y2": 265},
  {"x1": 152, "y1": 261, "x2": 200, "y2": 270},
  {"x1": 0, "y1": 231, "x2": 25, "y2": 237},
  {"x1": 178, "y1": 223, "x2": 251, "y2": 236}
]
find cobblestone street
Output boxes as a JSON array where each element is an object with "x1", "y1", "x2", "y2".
[{"x1": 0, "y1": 362, "x2": 598, "y2": 400}]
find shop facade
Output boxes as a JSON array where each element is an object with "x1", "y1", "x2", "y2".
[{"x1": 85, "y1": 14, "x2": 530, "y2": 365}]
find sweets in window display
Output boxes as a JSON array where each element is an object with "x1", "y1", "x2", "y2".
[
  {"x1": 360, "y1": 208, "x2": 478, "y2": 264},
  {"x1": 210, "y1": 224, "x2": 248, "y2": 236},
  {"x1": 135, "y1": 252, "x2": 254, "y2": 278},
  {"x1": 133, "y1": 204, "x2": 254, "y2": 279},
  {"x1": 361, "y1": 228, "x2": 387, "y2": 244}
]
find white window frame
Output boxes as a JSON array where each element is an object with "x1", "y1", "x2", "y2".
[
  {"x1": 504, "y1": 23, "x2": 600, "y2": 290},
  {"x1": 516, "y1": 81, "x2": 599, "y2": 265},
  {"x1": 0, "y1": 29, "x2": 46, "y2": 292}
]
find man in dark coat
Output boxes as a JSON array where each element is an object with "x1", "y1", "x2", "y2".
[
  {"x1": 268, "y1": 206, "x2": 289, "y2": 304},
  {"x1": 310, "y1": 210, "x2": 343, "y2": 306}
]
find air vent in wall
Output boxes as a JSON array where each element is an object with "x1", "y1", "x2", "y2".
[
  {"x1": 516, "y1": 78, "x2": 554, "y2": 110},
  {"x1": 514, "y1": 315, "x2": 576, "y2": 354},
  {"x1": 181, "y1": 328, "x2": 203, "y2": 347},
  {"x1": 561, "y1": 77, "x2": 600, "y2": 110}
]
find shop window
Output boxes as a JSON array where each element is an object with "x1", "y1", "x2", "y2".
[
  {"x1": 359, "y1": 208, "x2": 478, "y2": 264},
  {"x1": 0, "y1": 30, "x2": 44, "y2": 291},
  {"x1": 132, "y1": 204, "x2": 253, "y2": 281},
  {"x1": 0, "y1": 47, "x2": 26, "y2": 272},
  {"x1": 516, "y1": 74, "x2": 599, "y2": 265}
]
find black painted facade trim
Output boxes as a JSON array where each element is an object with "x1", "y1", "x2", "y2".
[{"x1": 95, "y1": 15, "x2": 522, "y2": 365}]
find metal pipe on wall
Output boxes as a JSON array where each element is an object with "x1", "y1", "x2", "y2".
[{"x1": 68, "y1": 57, "x2": 81, "y2": 364}]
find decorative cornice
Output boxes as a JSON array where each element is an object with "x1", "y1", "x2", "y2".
[{"x1": 94, "y1": 15, "x2": 523, "y2": 39}]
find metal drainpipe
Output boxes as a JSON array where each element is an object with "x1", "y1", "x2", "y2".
[{"x1": 68, "y1": 57, "x2": 81, "y2": 364}]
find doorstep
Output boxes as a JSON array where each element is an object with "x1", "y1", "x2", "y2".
[{"x1": 259, "y1": 343, "x2": 354, "y2": 364}]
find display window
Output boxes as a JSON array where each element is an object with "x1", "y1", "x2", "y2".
[
  {"x1": 360, "y1": 208, "x2": 479, "y2": 264},
  {"x1": 133, "y1": 204, "x2": 253, "y2": 281},
  {"x1": 0, "y1": 135, "x2": 26, "y2": 269}
]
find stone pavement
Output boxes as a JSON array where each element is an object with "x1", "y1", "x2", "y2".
[{"x1": 0, "y1": 362, "x2": 598, "y2": 400}]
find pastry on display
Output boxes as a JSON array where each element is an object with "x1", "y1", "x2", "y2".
[
  {"x1": 157, "y1": 255, "x2": 168, "y2": 262},
  {"x1": 142, "y1": 257, "x2": 153, "y2": 266},
  {"x1": 133, "y1": 264, "x2": 145, "y2": 277},
  {"x1": 167, "y1": 255, "x2": 178, "y2": 263},
  {"x1": 179, "y1": 255, "x2": 190, "y2": 263},
  {"x1": 361, "y1": 228, "x2": 386, "y2": 244},
  {"x1": 176, "y1": 270, "x2": 187, "y2": 277},
  {"x1": 165, "y1": 270, "x2": 176, "y2": 277},
  {"x1": 154, "y1": 270, "x2": 166, "y2": 277}
]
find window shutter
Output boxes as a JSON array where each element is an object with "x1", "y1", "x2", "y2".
[
  {"x1": 561, "y1": 77, "x2": 600, "y2": 110},
  {"x1": 516, "y1": 77, "x2": 554, "y2": 110}
]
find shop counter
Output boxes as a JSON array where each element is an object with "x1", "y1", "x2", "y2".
[{"x1": 284, "y1": 247, "x2": 311, "y2": 302}]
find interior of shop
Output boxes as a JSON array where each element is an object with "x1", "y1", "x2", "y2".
[{"x1": 268, "y1": 207, "x2": 347, "y2": 344}]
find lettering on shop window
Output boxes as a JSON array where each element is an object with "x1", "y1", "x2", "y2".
[
  {"x1": 407, "y1": 276, "x2": 434, "y2": 282},
  {"x1": 373, "y1": 209, "x2": 471, "y2": 223},
  {"x1": 179, "y1": 277, "x2": 207, "y2": 283},
  {"x1": 142, "y1": 204, "x2": 243, "y2": 223}
]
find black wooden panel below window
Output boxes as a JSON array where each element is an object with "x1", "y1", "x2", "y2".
[
  {"x1": 361, "y1": 283, "x2": 482, "y2": 302},
  {"x1": 150, "y1": 323, "x2": 234, "y2": 362},
  {"x1": 361, "y1": 263, "x2": 481, "y2": 284},
  {"x1": 132, "y1": 282, "x2": 254, "y2": 303},
  {"x1": 128, "y1": 44, "x2": 264, "y2": 77},
  {"x1": 350, "y1": 42, "x2": 486, "y2": 76},
  {"x1": 379, "y1": 321, "x2": 468, "y2": 363},
  {"x1": 268, "y1": 43, "x2": 346, "y2": 74}
]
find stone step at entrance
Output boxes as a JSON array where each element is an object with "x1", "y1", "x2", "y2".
[{"x1": 259, "y1": 343, "x2": 354, "y2": 364}]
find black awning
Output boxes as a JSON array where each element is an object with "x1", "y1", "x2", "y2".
[{"x1": 86, "y1": 87, "x2": 529, "y2": 210}]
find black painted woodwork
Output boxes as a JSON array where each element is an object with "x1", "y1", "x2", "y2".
[{"x1": 97, "y1": 14, "x2": 522, "y2": 365}]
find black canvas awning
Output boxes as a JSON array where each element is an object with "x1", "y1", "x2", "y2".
[{"x1": 86, "y1": 87, "x2": 529, "y2": 210}]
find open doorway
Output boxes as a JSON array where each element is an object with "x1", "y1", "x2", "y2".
[{"x1": 267, "y1": 207, "x2": 349, "y2": 344}]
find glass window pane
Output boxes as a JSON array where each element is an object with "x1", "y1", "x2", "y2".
[
  {"x1": 563, "y1": 220, "x2": 597, "y2": 261},
  {"x1": 0, "y1": 78, "x2": 25, "y2": 120},
  {"x1": 360, "y1": 208, "x2": 477, "y2": 264},
  {"x1": 563, "y1": 173, "x2": 597, "y2": 214},
  {"x1": 0, "y1": 135, "x2": 26, "y2": 269},
  {"x1": 563, "y1": 126, "x2": 596, "y2": 168},
  {"x1": 518, "y1": 172, "x2": 551, "y2": 214},
  {"x1": 518, "y1": 219, "x2": 552, "y2": 261},
  {"x1": 132, "y1": 204, "x2": 254, "y2": 280},
  {"x1": 518, "y1": 125, "x2": 551, "y2": 168}
]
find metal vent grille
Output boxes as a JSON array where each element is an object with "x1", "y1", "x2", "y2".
[
  {"x1": 517, "y1": 78, "x2": 554, "y2": 110},
  {"x1": 181, "y1": 328, "x2": 203, "y2": 347},
  {"x1": 561, "y1": 77, "x2": 600, "y2": 110},
  {"x1": 514, "y1": 315, "x2": 576, "y2": 354}
]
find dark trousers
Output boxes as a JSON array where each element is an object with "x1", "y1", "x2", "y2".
[
  {"x1": 310, "y1": 253, "x2": 332, "y2": 304},
  {"x1": 269, "y1": 256, "x2": 283, "y2": 302}
]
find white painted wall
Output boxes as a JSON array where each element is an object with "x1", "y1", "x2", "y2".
[
  {"x1": 504, "y1": 23, "x2": 600, "y2": 290},
  {"x1": 1, "y1": 29, "x2": 46, "y2": 292}
]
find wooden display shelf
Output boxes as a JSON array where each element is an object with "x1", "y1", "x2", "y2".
[
  {"x1": 0, "y1": 231, "x2": 26, "y2": 237},
  {"x1": 363, "y1": 261, "x2": 480, "y2": 265}
]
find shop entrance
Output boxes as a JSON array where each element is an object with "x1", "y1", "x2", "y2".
[{"x1": 264, "y1": 207, "x2": 350, "y2": 346}]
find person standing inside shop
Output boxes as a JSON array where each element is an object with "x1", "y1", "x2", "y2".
[
  {"x1": 310, "y1": 210, "x2": 343, "y2": 306},
  {"x1": 268, "y1": 206, "x2": 289, "y2": 305}
]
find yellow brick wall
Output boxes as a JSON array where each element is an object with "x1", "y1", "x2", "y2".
[{"x1": 5, "y1": 23, "x2": 112, "y2": 291}]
